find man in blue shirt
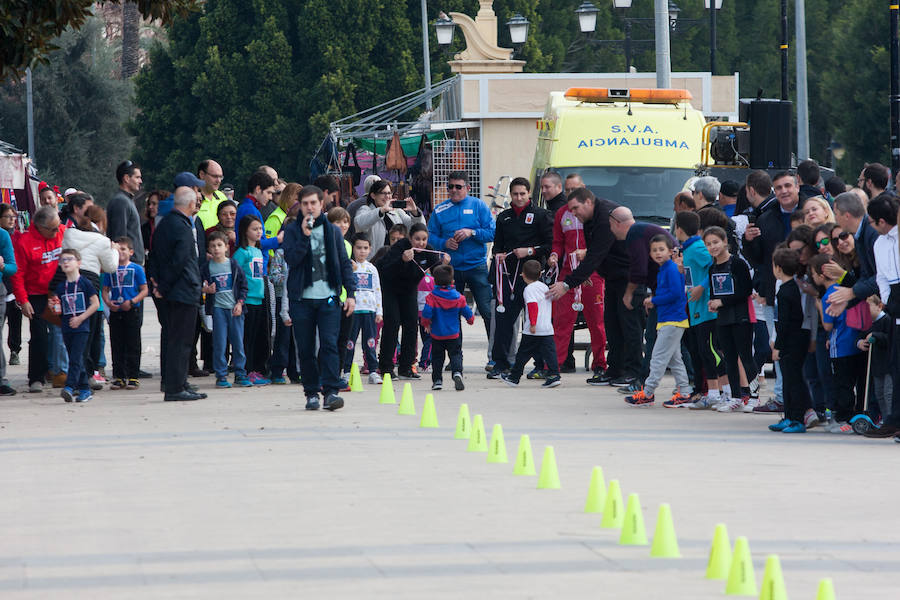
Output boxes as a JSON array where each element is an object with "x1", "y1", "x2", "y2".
[{"x1": 427, "y1": 171, "x2": 495, "y2": 347}]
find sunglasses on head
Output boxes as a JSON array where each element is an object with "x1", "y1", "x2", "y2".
[{"x1": 446, "y1": 183, "x2": 465, "y2": 190}]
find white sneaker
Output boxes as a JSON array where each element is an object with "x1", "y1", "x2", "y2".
[
  {"x1": 742, "y1": 396, "x2": 760, "y2": 413},
  {"x1": 368, "y1": 372, "x2": 383, "y2": 385},
  {"x1": 749, "y1": 377, "x2": 760, "y2": 399},
  {"x1": 716, "y1": 397, "x2": 745, "y2": 412},
  {"x1": 28, "y1": 381, "x2": 43, "y2": 393},
  {"x1": 688, "y1": 395, "x2": 716, "y2": 410}
]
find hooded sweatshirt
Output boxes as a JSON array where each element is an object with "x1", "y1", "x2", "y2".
[{"x1": 421, "y1": 285, "x2": 474, "y2": 340}]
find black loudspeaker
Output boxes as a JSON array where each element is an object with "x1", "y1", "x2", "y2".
[{"x1": 747, "y1": 99, "x2": 792, "y2": 170}]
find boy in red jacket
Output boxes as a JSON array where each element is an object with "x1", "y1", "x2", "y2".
[
  {"x1": 421, "y1": 264, "x2": 474, "y2": 392},
  {"x1": 10, "y1": 207, "x2": 65, "y2": 391}
]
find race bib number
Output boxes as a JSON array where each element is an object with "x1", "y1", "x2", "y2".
[
  {"x1": 250, "y1": 257, "x2": 264, "y2": 279},
  {"x1": 711, "y1": 273, "x2": 734, "y2": 296},
  {"x1": 213, "y1": 272, "x2": 232, "y2": 291},
  {"x1": 62, "y1": 292, "x2": 86, "y2": 316},
  {"x1": 355, "y1": 272, "x2": 373, "y2": 291}
]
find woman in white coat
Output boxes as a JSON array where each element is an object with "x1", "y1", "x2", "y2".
[
  {"x1": 353, "y1": 180, "x2": 424, "y2": 257},
  {"x1": 61, "y1": 199, "x2": 119, "y2": 387}
]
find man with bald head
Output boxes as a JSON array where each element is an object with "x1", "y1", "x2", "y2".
[
  {"x1": 196, "y1": 159, "x2": 227, "y2": 230},
  {"x1": 609, "y1": 206, "x2": 677, "y2": 388}
]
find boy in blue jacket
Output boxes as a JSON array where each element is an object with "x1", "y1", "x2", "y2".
[
  {"x1": 625, "y1": 235, "x2": 692, "y2": 407},
  {"x1": 422, "y1": 264, "x2": 475, "y2": 392}
]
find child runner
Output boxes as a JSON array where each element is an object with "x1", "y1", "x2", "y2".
[
  {"x1": 345, "y1": 233, "x2": 383, "y2": 384},
  {"x1": 704, "y1": 226, "x2": 757, "y2": 412},
  {"x1": 501, "y1": 259, "x2": 561, "y2": 388},
  {"x1": 56, "y1": 249, "x2": 100, "y2": 403},
  {"x1": 422, "y1": 264, "x2": 473, "y2": 391},
  {"x1": 768, "y1": 248, "x2": 814, "y2": 433},
  {"x1": 102, "y1": 236, "x2": 148, "y2": 390},
  {"x1": 624, "y1": 235, "x2": 691, "y2": 406},
  {"x1": 813, "y1": 254, "x2": 865, "y2": 433},
  {"x1": 234, "y1": 214, "x2": 270, "y2": 385},
  {"x1": 417, "y1": 269, "x2": 435, "y2": 373},
  {"x1": 202, "y1": 230, "x2": 250, "y2": 388}
]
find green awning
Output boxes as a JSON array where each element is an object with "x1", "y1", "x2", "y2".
[{"x1": 353, "y1": 132, "x2": 444, "y2": 157}]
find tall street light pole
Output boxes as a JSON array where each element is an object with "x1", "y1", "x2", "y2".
[
  {"x1": 421, "y1": 0, "x2": 433, "y2": 111},
  {"x1": 26, "y1": 67, "x2": 35, "y2": 165},
  {"x1": 654, "y1": 0, "x2": 671, "y2": 88},
  {"x1": 891, "y1": 1, "x2": 900, "y2": 177},
  {"x1": 780, "y1": 0, "x2": 788, "y2": 101},
  {"x1": 795, "y1": 0, "x2": 809, "y2": 160},
  {"x1": 706, "y1": 0, "x2": 719, "y2": 75}
]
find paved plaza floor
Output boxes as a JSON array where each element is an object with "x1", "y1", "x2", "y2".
[{"x1": 0, "y1": 308, "x2": 897, "y2": 598}]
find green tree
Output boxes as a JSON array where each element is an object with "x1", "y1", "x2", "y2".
[
  {"x1": 0, "y1": 17, "x2": 134, "y2": 201},
  {"x1": 0, "y1": 0, "x2": 200, "y2": 79}
]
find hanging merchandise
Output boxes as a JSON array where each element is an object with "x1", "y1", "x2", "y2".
[
  {"x1": 341, "y1": 143, "x2": 362, "y2": 186},
  {"x1": 0, "y1": 155, "x2": 26, "y2": 189},
  {"x1": 385, "y1": 131, "x2": 408, "y2": 173}
]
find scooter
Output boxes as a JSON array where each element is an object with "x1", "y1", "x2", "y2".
[{"x1": 849, "y1": 338, "x2": 876, "y2": 434}]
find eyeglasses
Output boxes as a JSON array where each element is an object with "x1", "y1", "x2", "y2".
[
  {"x1": 59, "y1": 256, "x2": 76, "y2": 263},
  {"x1": 378, "y1": 190, "x2": 393, "y2": 195},
  {"x1": 446, "y1": 183, "x2": 465, "y2": 191},
  {"x1": 815, "y1": 237, "x2": 831, "y2": 248}
]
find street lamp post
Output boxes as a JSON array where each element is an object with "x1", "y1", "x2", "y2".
[
  {"x1": 421, "y1": 0, "x2": 432, "y2": 110},
  {"x1": 705, "y1": 0, "x2": 721, "y2": 75},
  {"x1": 891, "y1": 1, "x2": 900, "y2": 177}
]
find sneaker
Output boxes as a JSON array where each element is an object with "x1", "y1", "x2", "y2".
[
  {"x1": 803, "y1": 408, "x2": 820, "y2": 429},
  {"x1": 610, "y1": 376, "x2": 636, "y2": 387},
  {"x1": 28, "y1": 381, "x2": 43, "y2": 393},
  {"x1": 716, "y1": 398, "x2": 745, "y2": 412},
  {"x1": 617, "y1": 381, "x2": 644, "y2": 395},
  {"x1": 752, "y1": 399, "x2": 784, "y2": 414},
  {"x1": 305, "y1": 395, "x2": 320, "y2": 411},
  {"x1": 397, "y1": 370, "x2": 421, "y2": 380},
  {"x1": 0, "y1": 384, "x2": 15, "y2": 396},
  {"x1": 432, "y1": 381, "x2": 443, "y2": 391},
  {"x1": 663, "y1": 393, "x2": 692, "y2": 408},
  {"x1": 89, "y1": 377, "x2": 103, "y2": 391},
  {"x1": 110, "y1": 378, "x2": 126, "y2": 391},
  {"x1": 742, "y1": 396, "x2": 761, "y2": 413},
  {"x1": 625, "y1": 389, "x2": 654, "y2": 406},
  {"x1": 215, "y1": 378, "x2": 232, "y2": 388},
  {"x1": 486, "y1": 368, "x2": 507, "y2": 380},
  {"x1": 234, "y1": 376, "x2": 252, "y2": 387},
  {"x1": 368, "y1": 372, "x2": 383, "y2": 385},
  {"x1": 542, "y1": 374, "x2": 562, "y2": 388},
  {"x1": 688, "y1": 395, "x2": 718, "y2": 410},
  {"x1": 484, "y1": 360, "x2": 495, "y2": 373},
  {"x1": 749, "y1": 377, "x2": 760, "y2": 399},
  {"x1": 271, "y1": 376, "x2": 288, "y2": 385},
  {"x1": 9, "y1": 351, "x2": 19, "y2": 365},
  {"x1": 323, "y1": 393, "x2": 344, "y2": 411},
  {"x1": 560, "y1": 364, "x2": 577, "y2": 374},
  {"x1": 60, "y1": 386, "x2": 75, "y2": 403},
  {"x1": 526, "y1": 368, "x2": 545, "y2": 380},
  {"x1": 586, "y1": 369, "x2": 612, "y2": 386},
  {"x1": 500, "y1": 374, "x2": 520, "y2": 387},
  {"x1": 248, "y1": 372, "x2": 271, "y2": 386},
  {"x1": 76, "y1": 389, "x2": 92, "y2": 403},
  {"x1": 92, "y1": 371, "x2": 107, "y2": 383},
  {"x1": 453, "y1": 371, "x2": 465, "y2": 391},
  {"x1": 834, "y1": 421, "x2": 854, "y2": 434},
  {"x1": 782, "y1": 420, "x2": 807, "y2": 433},
  {"x1": 341, "y1": 381, "x2": 352, "y2": 392},
  {"x1": 418, "y1": 364, "x2": 431, "y2": 374},
  {"x1": 768, "y1": 417, "x2": 792, "y2": 432},
  {"x1": 126, "y1": 379, "x2": 140, "y2": 390}
]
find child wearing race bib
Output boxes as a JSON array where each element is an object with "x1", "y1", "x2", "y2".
[
  {"x1": 234, "y1": 215, "x2": 270, "y2": 385},
  {"x1": 102, "y1": 236, "x2": 148, "y2": 391},
  {"x1": 55, "y1": 248, "x2": 100, "y2": 403}
]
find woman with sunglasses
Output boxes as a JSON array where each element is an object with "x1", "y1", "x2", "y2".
[{"x1": 353, "y1": 180, "x2": 423, "y2": 258}]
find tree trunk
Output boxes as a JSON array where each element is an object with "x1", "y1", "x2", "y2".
[{"x1": 121, "y1": 1, "x2": 140, "y2": 79}]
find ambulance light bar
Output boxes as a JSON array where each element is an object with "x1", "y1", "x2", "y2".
[{"x1": 563, "y1": 88, "x2": 693, "y2": 104}]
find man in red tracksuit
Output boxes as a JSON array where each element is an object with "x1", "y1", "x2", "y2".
[
  {"x1": 11, "y1": 206, "x2": 66, "y2": 391},
  {"x1": 548, "y1": 204, "x2": 608, "y2": 385}
]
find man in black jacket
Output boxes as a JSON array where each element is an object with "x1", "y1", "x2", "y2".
[
  {"x1": 487, "y1": 177, "x2": 553, "y2": 378},
  {"x1": 282, "y1": 186, "x2": 356, "y2": 411},
  {"x1": 147, "y1": 186, "x2": 206, "y2": 402},
  {"x1": 547, "y1": 188, "x2": 632, "y2": 384},
  {"x1": 540, "y1": 172, "x2": 567, "y2": 215}
]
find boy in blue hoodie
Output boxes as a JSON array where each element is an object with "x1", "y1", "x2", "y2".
[
  {"x1": 625, "y1": 235, "x2": 692, "y2": 407},
  {"x1": 673, "y1": 211, "x2": 727, "y2": 409},
  {"x1": 421, "y1": 264, "x2": 474, "y2": 392}
]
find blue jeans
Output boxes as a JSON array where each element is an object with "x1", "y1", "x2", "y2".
[
  {"x1": 212, "y1": 306, "x2": 246, "y2": 380},
  {"x1": 345, "y1": 311, "x2": 378, "y2": 373},
  {"x1": 804, "y1": 327, "x2": 833, "y2": 412},
  {"x1": 48, "y1": 324, "x2": 68, "y2": 375},
  {"x1": 291, "y1": 297, "x2": 341, "y2": 397},
  {"x1": 62, "y1": 329, "x2": 90, "y2": 391},
  {"x1": 453, "y1": 264, "x2": 492, "y2": 336}
]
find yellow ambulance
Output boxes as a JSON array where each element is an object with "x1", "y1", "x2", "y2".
[{"x1": 532, "y1": 88, "x2": 706, "y2": 222}]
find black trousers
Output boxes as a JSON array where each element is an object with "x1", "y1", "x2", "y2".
[
  {"x1": 779, "y1": 337, "x2": 812, "y2": 422},
  {"x1": 190, "y1": 319, "x2": 213, "y2": 371},
  {"x1": 716, "y1": 322, "x2": 757, "y2": 394},
  {"x1": 162, "y1": 300, "x2": 197, "y2": 394},
  {"x1": 510, "y1": 335, "x2": 559, "y2": 379},
  {"x1": 831, "y1": 353, "x2": 866, "y2": 422},
  {"x1": 243, "y1": 303, "x2": 270, "y2": 374},
  {"x1": 604, "y1": 278, "x2": 645, "y2": 380},
  {"x1": 379, "y1": 288, "x2": 418, "y2": 374},
  {"x1": 337, "y1": 311, "x2": 352, "y2": 373},
  {"x1": 109, "y1": 308, "x2": 142, "y2": 380},
  {"x1": 432, "y1": 336, "x2": 463, "y2": 383},
  {"x1": 490, "y1": 274, "x2": 526, "y2": 372},
  {"x1": 26, "y1": 294, "x2": 50, "y2": 385},
  {"x1": 6, "y1": 299, "x2": 21, "y2": 354}
]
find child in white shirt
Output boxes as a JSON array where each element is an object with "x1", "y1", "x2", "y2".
[
  {"x1": 345, "y1": 234, "x2": 383, "y2": 384},
  {"x1": 501, "y1": 260, "x2": 561, "y2": 388}
]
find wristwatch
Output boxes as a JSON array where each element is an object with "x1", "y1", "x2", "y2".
[
  {"x1": 527, "y1": 247, "x2": 534, "y2": 256},
  {"x1": 562, "y1": 282, "x2": 570, "y2": 291}
]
